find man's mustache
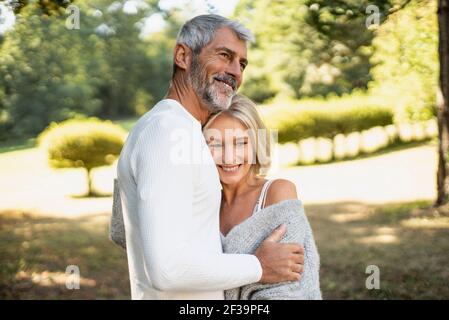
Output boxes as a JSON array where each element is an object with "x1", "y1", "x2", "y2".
[{"x1": 213, "y1": 74, "x2": 237, "y2": 91}]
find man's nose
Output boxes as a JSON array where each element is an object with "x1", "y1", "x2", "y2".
[{"x1": 226, "y1": 59, "x2": 242, "y2": 86}]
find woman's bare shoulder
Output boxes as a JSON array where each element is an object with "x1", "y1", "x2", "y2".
[{"x1": 264, "y1": 178, "x2": 298, "y2": 207}]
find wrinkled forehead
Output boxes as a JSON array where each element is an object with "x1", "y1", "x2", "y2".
[{"x1": 202, "y1": 27, "x2": 248, "y2": 59}]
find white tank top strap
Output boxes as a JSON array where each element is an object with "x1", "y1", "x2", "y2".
[{"x1": 252, "y1": 179, "x2": 274, "y2": 214}]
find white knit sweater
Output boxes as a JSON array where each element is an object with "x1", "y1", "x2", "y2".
[{"x1": 116, "y1": 99, "x2": 262, "y2": 300}]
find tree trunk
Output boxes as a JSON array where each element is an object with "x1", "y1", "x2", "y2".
[
  {"x1": 86, "y1": 168, "x2": 94, "y2": 197},
  {"x1": 436, "y1": 0, "x2": 449, "y2": 206}
]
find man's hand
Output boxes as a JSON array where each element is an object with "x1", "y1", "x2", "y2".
[{"x1": 254, "y1": 224, "x2": 304, "y2": 284}]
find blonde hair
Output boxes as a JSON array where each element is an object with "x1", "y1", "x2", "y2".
[{"x1": 203, "y1": 94, "x2": 271, "y2": 177}]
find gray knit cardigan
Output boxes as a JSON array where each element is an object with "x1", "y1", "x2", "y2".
[
  {"x1": 222, "y1": 199, "x2": 322, "y2": 300},
  {"x1": 110, "y1": 182, "x2": 322, "y2": 300}
]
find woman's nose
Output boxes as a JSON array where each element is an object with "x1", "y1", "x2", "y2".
[{"x1": 223, "y1": 145, "x2": 236, "y2": 164}]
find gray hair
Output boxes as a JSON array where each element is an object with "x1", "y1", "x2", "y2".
[
  {"x1": 172, "y1": 14, "x2": 254, "y2": 77},
  {"x1": 177, "y1": 14, "x2": 254, "y2": 54}
]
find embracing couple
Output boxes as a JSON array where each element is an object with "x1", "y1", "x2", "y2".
[{"x1": 111, "y1": 14, "x2": 321, "y2": 300}]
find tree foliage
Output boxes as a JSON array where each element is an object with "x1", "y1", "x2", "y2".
[
  {"x1": 233, "y1": 0, "x2": 380, "y2": 102},
  {"x1": 369, "y1": 0, "x2": 438, "y2": 122},
  {"x1": 0, "y1": 0, "x2": 174, "y2": 139}
]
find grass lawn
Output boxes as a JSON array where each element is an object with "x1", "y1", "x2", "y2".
[
  {"x1": 0, "y1": 211, "x2": 130, "y2": 299},
  {"x1": 308, "y1": 200, "x2": 449, "y2": 299},
  {"x1": 1, "y1": 200, "x2": 448, "y2": 299}
]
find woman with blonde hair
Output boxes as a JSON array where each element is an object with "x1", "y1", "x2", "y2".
[{"x1": 203, "y1": 94, "x2": 321, "y2": 300}]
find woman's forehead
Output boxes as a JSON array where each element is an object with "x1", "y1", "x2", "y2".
[
  {"x1": 206, "y1": 128, "x2": 250, "y2": 141},
  {"x1": 208, "y1": 112, "x2": 247, "y2": 129}
]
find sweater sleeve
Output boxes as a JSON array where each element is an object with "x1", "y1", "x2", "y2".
[
  {"x1": 131, "y1": 119, "x2": 262, "y2": 292},
  {"x1": 298, "y1": 216, "x2": 322, "y2": 299},
  {"x1": 222, "y1": 200, "x2": 322, "y2": 300}
]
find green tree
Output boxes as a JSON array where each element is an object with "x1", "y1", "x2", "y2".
[
  {"x1": 302, "y1": 0, "x2": 449, "y2": 206},
  {"x1": 79, "y1": 0, "x2": 159, "y2": 117},
  {"x1": 38, "y1": 118, "x2": 126, "y2": 197},
  {"x1": 9, "y1": 0, "x2": 73, "y2": 15},
  {"x1": 436, "y1": 0, "x2": 449, "y2": 206},
  {"x1": 0, "y1": 0, "x2": 173, "y2": 139},
  {"x1": 368, "y1": 0, "x2": 438, "y2": 122},
  {"x1": 0, "y1": 3, "x2": 101, "y2": 138},
  {"x1": 233, "y1": 0, "x2": 376, "y2": 102}
]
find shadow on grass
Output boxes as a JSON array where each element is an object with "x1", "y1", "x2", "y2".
[
  {"x1": 70, "y1": 192, "x2": 113, "y2": 199},
  {"x1": 305, "y1": 200, "x2": 449, "y2": 299},
  {"x1": 0, "y1": 210, "x2": 130, "y2": 299},
  {"x1": 1, "y1": 200, "x2": 448, "y2": 299}
]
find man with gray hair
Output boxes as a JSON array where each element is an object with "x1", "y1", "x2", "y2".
[{"x1": 116, "y1": 14, "x2": 304, "y2": 299}]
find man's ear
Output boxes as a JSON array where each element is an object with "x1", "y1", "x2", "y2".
[{"x1": 173, "y1": 43, "x2": 193, "y2": 71}]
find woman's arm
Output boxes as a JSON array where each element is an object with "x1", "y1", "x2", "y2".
[{"x1": 264, "y1": 179, "x2": 298, "y2": 207}]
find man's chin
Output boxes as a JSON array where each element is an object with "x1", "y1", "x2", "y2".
[
  {"x1": 204, "y1": 93, "x2": 234, "y2": 112},
  {"x1": 212, "y1": 98, "x2": 232, "y2": 111}
]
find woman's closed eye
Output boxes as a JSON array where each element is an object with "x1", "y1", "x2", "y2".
[
  {"x1": 235, "y1": 137, "x2": 248, "y2": 145},
  {"x1": 208, "y1": 142, "x2": 223, "y2": 149}
]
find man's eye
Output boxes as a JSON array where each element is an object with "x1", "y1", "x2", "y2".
[
  {"x1": 240, "y1": 63, "x2": 247, "y2": 70},
  {"x1": 220, "y1": 52, "x2": 230, "y2": 59}
]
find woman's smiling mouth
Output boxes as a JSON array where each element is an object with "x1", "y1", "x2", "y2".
[{"x1": 219, "y1": 164, "x2": 242, "y2": 172}]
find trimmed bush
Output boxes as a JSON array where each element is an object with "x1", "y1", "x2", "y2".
[
  {"x1": 38, "y1": 118, "x2": 127, "y2": 196},
  {"x1": 261, "y1": 102, "x2": 394, "y2": 144}
]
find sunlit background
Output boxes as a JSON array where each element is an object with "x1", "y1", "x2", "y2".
[{"x1": 0, "y1": 0, "x2": 448, "y2": 299}]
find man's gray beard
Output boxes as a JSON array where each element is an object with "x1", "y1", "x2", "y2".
[{"x1": 189, "y1": 56, "x2": 235, "y2": 113}]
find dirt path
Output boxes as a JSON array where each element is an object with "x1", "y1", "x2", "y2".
[{"x1": 271, "y1": 143, "x2": 437, "y2": 205}]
